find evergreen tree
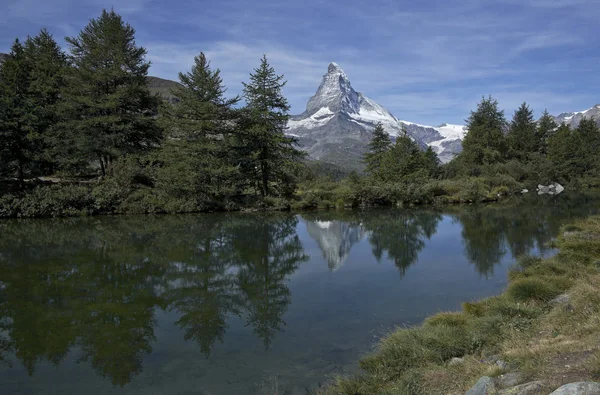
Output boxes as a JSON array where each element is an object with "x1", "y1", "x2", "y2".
[
  {"x1": 461, "y1": 96, "x2": 507, "y2": 168},
  {"x1": 238, "y1": 55, "x2": 304, "y2": 197},
  {"x1": 378, "y1": 134, "x2": 423, "y2": 182},
  {"x1": 536, "y1": 109, "x2": 557, "y2": 154},
  {"x1": 547, "y1": 123, "x2": 575, "y2": 179},
  {"x1": 61, "y1": 9, "x2": 162, "y2": 175},
  {"x1": 22, "y1": 29, "x2": 67, "y2": 175},
  {"x1": 364, "y1": 122, "x2": 391, "y2": 177},
  {"x1": 574, "y1": 118, "x2": 600, "y2": 175},
  {"x1": 421, "y1": 146, "x2": 440, "y2": 178},
  {"x1": 158, "y1": 53, "x2": 240, "y2": 204},
  {"x1": 0, "y1": 40, "x2": 31, "y2": 185},
  {"x1": 507, "y1": 102, "x2": 537, "y2": 160}
]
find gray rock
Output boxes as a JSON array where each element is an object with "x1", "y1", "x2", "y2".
[
  {"x1": 498, "y1": 380, "x2": 544, "y2": 394},
  {"x1": 551, "y1": 294, "x2": 570, "y2": 305},
  {"x1": 521, "y1": 189, "x2": 529, "y2": 194},
  {"x1": 549, "y1": 382, "x2": 600, "y2": 394},
  {"x1": 537, "y1": 182, "x2": 565, "y2": 195},
  {"x1": 449, "y1": 357, "x2": 465, "y2": 366},
  {"x1": 496, "y1": 359, "x2": 509, "y2": 370},
  {"x1": 496, "y1": 372, "x2": 524, "y2": 389},
  {"x1": 466, "y1": 376, "x2": 496, "y2": 395}
]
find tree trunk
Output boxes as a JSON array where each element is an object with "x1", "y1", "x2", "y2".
[
  {"x1": 99, "y1": 156, "x2": 106, "y2": 177},
  {"x1": 261, "y1": 163, "x2": 269, "y2": 197},
  {"x1": 17, "y1": 158, "x2": 25, "y2": 190}
]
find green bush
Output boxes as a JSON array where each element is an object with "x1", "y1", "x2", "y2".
[{"x1": 507, "y1": 278, "x2": 562, "y2": 302}]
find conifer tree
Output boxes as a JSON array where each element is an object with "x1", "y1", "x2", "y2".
[
  {"x1": 379, "y1": 134, "x2": 423, "y2": 182},
  {"x1": 507, "y1": 102, "x2": 537, "y2": 160},
  {"x1": 421, "y1": 146, "x2": 440, "y2": 178},
  {"x1": 461, "y1": 96, "x2": 507, "y2": 167},
  {"x1": 364, "y1": 122, "x2": 391, "y2": 176},
  {"x1": 158, "y1": 53, "x2": 240, "y2": 203},
  {"x1": 238, "y1": 55, "x2": 304, "y2": 197},
  {"x1": 22, "y1": 29, "x2": 67, "y2": 175},
  {"x1": 536, "y1": 109, "x2": 557, "y2": 154},
  {"x1": 61, "y1": 9, "x2": 162, "y2": 175},
  {"x1": 0, "y1": 40, "x2": 31, "y2": 185}
]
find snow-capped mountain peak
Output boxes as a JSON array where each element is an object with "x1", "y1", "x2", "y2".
[
  {"x1": 287, "y1": 62, "x2": 466, "y2": 169},
  {"x1": 553, "y1": 104, "x2": 600, "y2": 128}
]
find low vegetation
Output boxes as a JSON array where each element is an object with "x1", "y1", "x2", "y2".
[{"x1": 321, "y1": 215, "x2": 600, "y2": 394}]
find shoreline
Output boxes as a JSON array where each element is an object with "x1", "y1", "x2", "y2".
[{"x1": 320, "y1": 215, "x2": 600, "y2": 394}]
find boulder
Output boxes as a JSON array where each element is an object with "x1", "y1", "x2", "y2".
[
  {"x1": 499, "y1": 380, "x2": 544, "y2": 394},
  {"x1": 549, "y1": 382, "x2": 600, "y2": 394},
  {"x1": 449, "y1": 357, "x2": 465, "y2": 366},
  {"x1": 495, "y1": 372, "x2": 524, "y2": 389},
  {"x1": 521, "y1": 189, "x2": 529, "y2": 194},
  {"x1": 466, "y1": 376, "x2": 496, "y2": 395},
  {"x1": 496, "y1": 359, "x2": 509, "y2": 370},
  {"x1": 550, "y1": 294, "x2": 570, "y2": 305},
  {"x1": 537, "y1": 182, "x2": 565, "y2": 195}
]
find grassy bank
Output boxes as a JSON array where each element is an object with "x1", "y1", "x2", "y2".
[{"x1": 321, "y1": 216, "x2": 600, "y2": 394}]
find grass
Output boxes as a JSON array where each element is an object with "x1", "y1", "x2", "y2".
[{"x1": 320, "y1": 216, "x2": 600, "y2": 394}]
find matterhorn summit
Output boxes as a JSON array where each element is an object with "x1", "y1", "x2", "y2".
[{"x1": 286, "y1": 62, "x2": 466, "y2": 168}]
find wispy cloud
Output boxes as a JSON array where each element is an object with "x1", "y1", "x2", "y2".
[{"x1": 1, "y1": 0, "x2": 598, "y2": 125}]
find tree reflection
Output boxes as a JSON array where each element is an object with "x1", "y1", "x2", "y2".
[{"x1": 362, "y1": 209, "x2": 441, "y2": 277}]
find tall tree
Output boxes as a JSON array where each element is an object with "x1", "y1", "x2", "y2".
[
  {"x1": 536, "y1": 109, "x2": 557, "y2": 154},
  {"x1": 157, "y1": 53, "x2": 241, "y2": 205},
  {"x1": 461, "y1": 96, "x2": 507, "y2": 168},
  {"x1": 61, "y1": 9, "x2": 162, "y2": 175},
  {"x1": 364, "y1": 122, "x2": 391, "y2": 177},
  {"x1": 507, "y1": 102, "x2": 537, "y2": 160},
  {"x1": 22, "y1": 29, "x2": 67, "y2": 175},
  {"x1": 0, "y1": 40, "x2": 31, "y2": 185},
  {"x1": 238, "y1": 55, "x2": 304, "y2": 197},
  {"x1": 378, "y1": 134, "x2": 423, "y2": 183}
]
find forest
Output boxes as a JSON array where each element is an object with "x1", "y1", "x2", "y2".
[{"x1": 1, "y1": 9, "x2": 599, "y2": 218}]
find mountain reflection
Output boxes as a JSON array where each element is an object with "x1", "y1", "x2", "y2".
[{"x1": 0, "y1": 193, "x2": 598, "y2": 387}]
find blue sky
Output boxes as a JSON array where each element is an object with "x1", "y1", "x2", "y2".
[{"x1": 1, "y1": 0, "x2": 599, "y2": 125}]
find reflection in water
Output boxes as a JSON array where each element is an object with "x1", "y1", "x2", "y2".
[
  {"x1": 305, "y1": 220, "x2": 364, "y2": 270},
  {"x1": 0, "y1": 192, "x2": 598, "y2": 390}
]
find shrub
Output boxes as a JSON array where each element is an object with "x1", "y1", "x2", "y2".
[
  {"x1": 507, "y1": 278, "x2": 562, "y2": 302},
  {"x1": 424, "y1": 312, "x2": 469, "y2": 328}
]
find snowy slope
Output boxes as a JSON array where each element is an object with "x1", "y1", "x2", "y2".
[{"x1": 286, "y1": 62, "x2": 466, "y2": 167}]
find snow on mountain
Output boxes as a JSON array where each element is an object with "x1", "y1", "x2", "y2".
[
  {"x1": 287, "y1": 62, "x2": 465, "y2": 169},
  {"x1": 553, "y1": 104, "x2": 600, "y2": 128}
]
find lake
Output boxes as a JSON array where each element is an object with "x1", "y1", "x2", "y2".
[{"x1": 1, "y1": 193, "x2": 599, "y2": 394}]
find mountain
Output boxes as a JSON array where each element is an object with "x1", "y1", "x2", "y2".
[
  {"x1": 146, "y1": 76, "x2": 181, "y2": 103},
  {"x1": 286, "y1": 62, "x2": 466, "y2": 169},
  {"x1": 0, "y1": 53, "x2": 9, "y2": 67},
  {"x1": 553, "y1": 104, "x2": 600, "y2": 128}
]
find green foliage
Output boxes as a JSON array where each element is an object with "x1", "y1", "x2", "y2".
[
  {"x1": 507, "y1": 278, "x2": 562, "y2": 302},
  {"x1": 59, "y1": 9, "x2": 162, "y2": 175},
  {"x1": 363, "y1": 122, "x2": 392, "y2": 176},
  {"x1": 238, "y1": 55, "x2": 305, "y2": 197},
  {"x1": 507, "y1": 102, "x2": 538, "y2": 160},
  {"x1": 461, "y1": 96, "x2": 507, "y2": 167}
]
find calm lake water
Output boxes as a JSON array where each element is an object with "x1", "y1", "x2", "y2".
[{"x1": 1, "y1": 193, "x2": 599, "y2": 394}]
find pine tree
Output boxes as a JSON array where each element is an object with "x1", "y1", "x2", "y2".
[
  {"x1": 461, "y1": 96, "x2": 507, "y2": 167},
  {"x1": 536, "y1": 109, "x2": 557, "y2": 154},
  {"x1": 507, "y1": 102, "x2": 537, "y2": 160},
  {"x1": 379, "y1": 134, "x2": 423, "y2": 182},
  {"x1": 238, "y1": 55, "x2": 304, "y2": 197},
  {"x1": 364, "y1": 122, "x2": 391, "y2": 176},
  {"x1": 61, "y1": 9, "x2": 162, "y2": 175},
  {"x1": 22, "y1": 29, "x2": 67, "y2": 175},
  {"x1": 0, "y1": 40, "x2": 32, "y2": 185},
  {"x1": 158, "y1": 53, "x2": 240, "y2": 203},
  {"x1": 421, "y1": 146, "x2": 440, "y2": 178}
]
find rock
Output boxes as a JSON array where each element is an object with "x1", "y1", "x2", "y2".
[
  {"x1": 499, "y1": 380, "x2": 544, "y2": 394},
  {"x1": 449, "y1": 357, "x2": 465, "y2": 366},
  {"x1": 537, "y1": 182, "x2": 565, "y2": 195},
  {"x1": 549, "y1": 382, "x2": 600, "y2": 394},
  {"x1": 521, "y1": 189, "x2": 529, "y2": 194},
  {"x1": 551, "y1": 294, "x2": 570, "y2": 305},
  {"x1": 483, "y1": 354, "x2": 501, "y2": 364},
  {"x1": 553, "y1": 183, "x2": 565, "y2": 194},
  {"x1": 496, "y1": 372, "x2": 524, "y2": 389},
  {"x1": 496, "y1": 359, "x2": 509, "y2": 370},
  {"x1": 466, "y1": 376, "x2": 496, "y2": 395}
]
